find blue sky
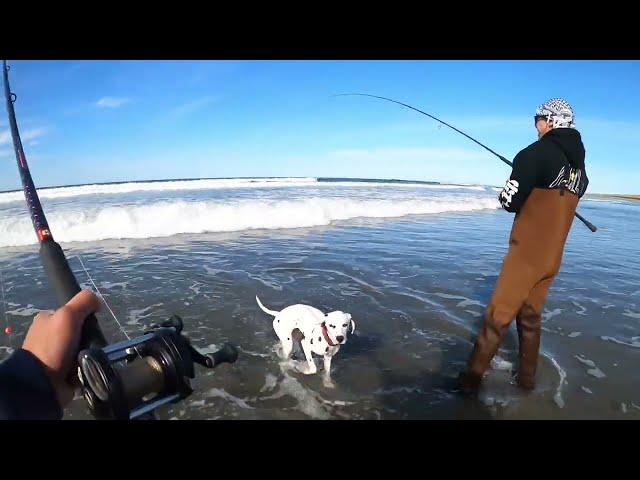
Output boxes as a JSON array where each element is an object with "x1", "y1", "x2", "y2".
[{"x1": 1, "y1": 60, "x2": 638, "y2": 194}]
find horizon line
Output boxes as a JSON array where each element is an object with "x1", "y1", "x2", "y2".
[{"x1": 0, "y1": 175, "x2": 636, "y2": 198}]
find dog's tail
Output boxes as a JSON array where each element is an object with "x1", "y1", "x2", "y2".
[{"x1": 256, "y1": 296, "x2": 280, "y2": 317}]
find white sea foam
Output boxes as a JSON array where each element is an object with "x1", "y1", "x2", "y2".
[{"x1": 0, "y1": 195, "x2": 499, "y2": 247}]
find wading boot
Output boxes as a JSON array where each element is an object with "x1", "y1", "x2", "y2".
[{"x1": 458, "y1": 321, "x2": 506, "y2": 395}]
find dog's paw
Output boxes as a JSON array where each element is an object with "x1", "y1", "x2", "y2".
[
  {"x1": 295, "y1": 363, "x2": 317, "y2": 375},
  {"x1": 323, "y1": 379, "x2": 336, "y2": 389}
]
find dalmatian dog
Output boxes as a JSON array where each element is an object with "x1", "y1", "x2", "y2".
[{"x1": 256, "y1": 296, "x2": 355, "y2": 388}]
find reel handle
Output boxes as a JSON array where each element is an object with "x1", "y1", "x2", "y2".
[
  {"x1": 208, "y1": 343, "x2": 239, "y2": 367},
  {"x1": 190, "y1": 343, "x2": 239, "y2": 368}
]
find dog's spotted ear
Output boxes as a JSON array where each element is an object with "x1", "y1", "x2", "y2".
[{"x1": 350, "y1": 318, "x2": 356, "y2": 334}]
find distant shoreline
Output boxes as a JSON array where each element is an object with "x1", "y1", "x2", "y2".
[{"x1": 587, "y1": 193, "x2": 640, "y2": 202}]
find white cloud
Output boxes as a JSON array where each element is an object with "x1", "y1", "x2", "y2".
[
  {"x1": 23, "y1": 128, "x2": 48, "y2": 142},
  {"x1": 0, "y1": 148, "x2": 13, "y2": 158},
  {"x1": 0, "y1": 127, "x2": 48, "y2": 146},
  {"x1": 170, "y1": 96, "x2": 218, "y2": 118},
  {"x1": 330, "y1": 146, "x2": 490, "y2": 162},
  {"x1": 95, "y1": 97, "x2": 130, "y2": 108}
]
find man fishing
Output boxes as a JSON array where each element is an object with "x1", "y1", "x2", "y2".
[
  {"x1": 458, "y1": 98, "x2": 589, "y2": 392},
  {"x1": 0, "y1": 290, "x2": 101, "y2": 419}
]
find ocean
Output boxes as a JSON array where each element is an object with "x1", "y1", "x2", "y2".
[{"x1": 0, "y1": 178, "x2": 638, "y2": 419}]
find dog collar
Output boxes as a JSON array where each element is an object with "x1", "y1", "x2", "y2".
[{"x1": 321, "y1": 323, "x2": 337, "y2": 347}]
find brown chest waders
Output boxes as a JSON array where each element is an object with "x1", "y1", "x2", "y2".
[{"x1": 459, "y1": 187, "x2": 579, "y2": 391}]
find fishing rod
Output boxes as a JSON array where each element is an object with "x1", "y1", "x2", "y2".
[
  {"x1": 333, "y1": 93, "x2": 597, "y2": 233},
  {"x1": 3, "y1": 60, "x2": 238, "y2": 420}
]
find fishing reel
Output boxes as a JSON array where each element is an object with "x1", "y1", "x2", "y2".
[{"x1": 76, "y1": 315, "x2": 238, "y2": 420}]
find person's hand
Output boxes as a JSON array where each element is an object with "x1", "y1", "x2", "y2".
[{"x1": 22, "y1": 290, "x2": 102, "y2": 408}]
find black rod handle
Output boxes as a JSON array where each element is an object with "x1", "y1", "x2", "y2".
[{"x1": 39, "y1": 241, "x2": 107, "y2": 350}]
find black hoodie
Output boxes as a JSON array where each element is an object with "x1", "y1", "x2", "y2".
[
  {"x1": 499, "y1": 128, "x2": 589, "y2": 213},
  {"x1": 0, "y1": 349, "x2": 62, "y2": 419}
]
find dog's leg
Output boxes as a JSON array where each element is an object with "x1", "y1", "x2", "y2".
[
  {"x1": 297, "y1": 339, "x2": 317, "y2": 375},
  {"x1": 281, "y1": 335, "x2": 294, "y2": 359},
  {"x1": 273, "y1": 318, "x2": 294, "y2": 359},
  {"x1": 322, "y1": 355, "x2": 335, "y2": 388}
]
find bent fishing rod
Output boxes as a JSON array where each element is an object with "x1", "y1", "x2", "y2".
[
  {"x1": 334, "y1": 93, "x2": 597, "y2": 233},
  {"x1": 3, "y1": 60, "x2": 238, "y2": 420}
]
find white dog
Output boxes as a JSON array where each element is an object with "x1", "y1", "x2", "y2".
[{"x1": 256, "y1": 296, "x2": 355, "y2": 387}]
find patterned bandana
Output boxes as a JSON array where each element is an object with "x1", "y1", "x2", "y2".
[{"x1": 535, "y1": 98, "x2": 576, "y2": 129}]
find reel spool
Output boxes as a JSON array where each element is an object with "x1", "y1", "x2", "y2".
[{"x1": 77, "y1": 315, "x2": 238, "y2": 420}]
